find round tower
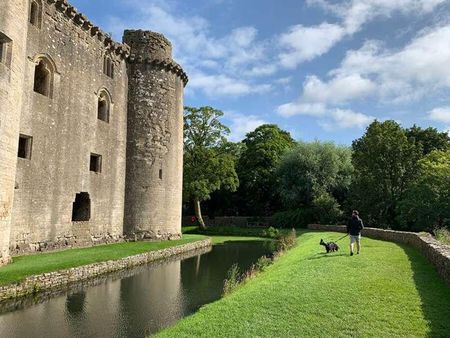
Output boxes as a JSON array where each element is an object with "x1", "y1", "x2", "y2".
[{"x1": 123, "y1": 30, "x2": 188, "y2": 240}]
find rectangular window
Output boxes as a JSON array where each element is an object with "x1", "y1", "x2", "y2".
[
  {"x1": 0, "y1": 32, "x2": 12, "y2": 67},
  {"x1": 90, "y1": 153, "x2": 102, "y2": 173},
  {"x1": 18, "y1": 135, "x2": 33, "y2": 159},
  {"x1": 159, "y1": 169, "x2": 163, "y2": 180}
]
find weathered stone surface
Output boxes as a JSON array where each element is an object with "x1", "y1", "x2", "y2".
[
  {"x1": 308, "y1": 224, "x2": 450, "y2": 285},
  {"x1": 0, "y1": 238, "x2": 211, "y2": 301},
  {"x1": 0, "y1": 1, "x2": 186, "y2": 258}
]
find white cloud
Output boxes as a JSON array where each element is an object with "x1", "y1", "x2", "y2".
[
  {"x1": 279, "y1": 23, "x2": 345, "y2": 69},
  {"x1": 277, "y1": 102, "x2": 327, "y2": 118},
  {"x1": 302, "y1": 74, "x2": 376, "y2": 104},
  {"x1": 279, "y1": 0, "x2": 446, "y2": 68},
  {"x1": 428, "y1": 106, "x2": 450, "y2": 123},
  {"x1": 324, "y1": 109, "x2": 374, "y2": 129},
  {"x1": 225, "y1": 112, "x2": 269, "y2": 141},
  {"x1": 189, "y1": 71, "x2": 272, "y2": 97}
]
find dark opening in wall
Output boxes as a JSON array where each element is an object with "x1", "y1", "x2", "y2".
[
  {"x1": 103, "y1": 55, "x2": 114, "y2": 78},
  {"x1": 34, "y1": 60, "x2": 52, "y2": 97},
  {"x1": 90, "y1": 153, "x2": 102, "y2": 173},
  {"x1": 97, "y1": 94, "x2": 110, "y2": 122},
  {"x1": 0, "y1": 32, "x2": 12, "y2": 67},
  {"x1": 72, "y1": 192, "x2": 90, "y2": 222},
  {"x1": 18, "y1": 134, "x2": 32, "y2": 159},
  {"x1": 29, "y1": 0, "x2": 42, "y2": 28},
  {"x1": 159, "y1": 169, "x2": 163, "y2": 180}
]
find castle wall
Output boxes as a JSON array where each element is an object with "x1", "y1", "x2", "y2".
[
  {"x1": 0, "y1": 0, "x2": 30, "y2": 265},
  {"x1": 9, "y1": 0, "x2": 129, "y2": 254},
  {"x1": 123, "y1": 31, "x2": 187, "y2": 240}
]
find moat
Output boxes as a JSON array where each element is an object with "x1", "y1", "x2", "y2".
[{"x1": 0, "y1": 240, "x2": 271, "y2": 338}]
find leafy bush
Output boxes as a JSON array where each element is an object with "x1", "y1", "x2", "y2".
[
  {"x1": 261, "y1": 227, "x2": 280, "y2": 239},
  {"x1": 223, "y1": 263, "x2": 241, "y2": 296},
  {"x1": 273, "y1": 208, "x2": 314, "y2": 228},
  {"x1": 255, "y1": 256, "x2": 272, "y2": 271},
  {"x1": 276, "y1": 229, "x2": 297, "y2": 252},
  {"x1": 434, "y1": 227, "x2": 450, "y2": 245},
  {"x1": 312, "y1": 193, "x2": 343, "y2": 224}
]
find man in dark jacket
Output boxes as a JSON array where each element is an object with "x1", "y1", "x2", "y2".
[{"x1": 347, "y1": 210, "x2": 364, "y2": 256}]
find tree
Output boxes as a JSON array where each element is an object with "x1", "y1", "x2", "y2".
[
  {"x1": 398, "y1": 150, "x2": 450, "y2": 231},
  {"x1": 236, "y1": 124, "x2": 295, "y2": 215},
  {"x1": 277, "y1": 141, "x2": 353, "y2": 210},
  {"x1": 405, "y1": 125, "x2": 450, "y2": 156},
  {"x1": 351, "y1": 120, "x2": 421, "y2": 228},
  {"x1": 183, "y1": 106, "x2": 239, "y2": 229}
]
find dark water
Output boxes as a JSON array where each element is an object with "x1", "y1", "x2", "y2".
[{"x1": 0, "y1": 241, "x2": 270, "y2": 338}]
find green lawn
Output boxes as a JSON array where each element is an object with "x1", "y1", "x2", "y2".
[
  {"x1": 157, "y1": 231, "x2": 450, "y2": 338},
  {"x1": 0, "y1": 234, "x2": 207, "y2": 286}
]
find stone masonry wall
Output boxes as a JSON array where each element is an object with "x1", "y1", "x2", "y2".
[
  {"x1": 123, "y1": 30, "x2": 187, "y2": 240},
  {"x1": 0, "y1": 0, "x2": 30, "y2": 266},
  {"x1": 308, "y1": 224, "x2": 450, "y2": 285},
  {"x1": 9, "y1": 0, "x2": 130, "y2": 254},
  {"x1": 0, "y1": 238, "x2": 211, "y2": 301}
]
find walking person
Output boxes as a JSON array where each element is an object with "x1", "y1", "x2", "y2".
[{"x1": 347, "y1": 210, "x2": 364, "y2": 256}]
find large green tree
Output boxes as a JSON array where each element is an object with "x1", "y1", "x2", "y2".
[
  {"x1": 398, "y1": 150, "x2": 450, "y2": 231},
  {"x1": 236, "y1": 124, "x2": 295, "y2": 215},
  {"x1": 351, "y1": 120, "x2": 421, "y2": 227},
  {"x1": 183, "y1": 106, "x2": 239, "y2": 228},
  {"x1": 405, "y1": 125, "x2": 450, "y2": 156},
  {"x1": 405, "y1": 125, "x2": 450, "y2": 155},
  {"x1": 277, "y1": 141, "x2": 353, "y2": 213}
]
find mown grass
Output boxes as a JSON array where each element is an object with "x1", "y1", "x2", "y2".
[
  {"x1": 157, "y1": 231, "x2": 450, "y2": 338},
  {"x1": 0, "y1": 234, "x2": 207, "y2": 286}
]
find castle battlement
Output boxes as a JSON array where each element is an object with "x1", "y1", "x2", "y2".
[{"x1": 45, "y1": 0, "x2": 130, "y2": 59}]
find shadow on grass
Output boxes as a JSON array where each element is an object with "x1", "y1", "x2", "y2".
[
  {"x1": 307, "y1": 252, "x2": 348, "y2": 260},
  {"x1": 402, "y1": 243, "x2": 450, "y2": 337}
]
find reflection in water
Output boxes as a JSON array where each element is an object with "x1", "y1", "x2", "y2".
[{"x1": 0, "y1": 241, "x2": 270, "y2": 338}]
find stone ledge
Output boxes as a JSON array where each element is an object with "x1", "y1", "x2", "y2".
[
  {"x1": 0, "y1": 238, "x2": 212, "y2": 301},
  {"x1": 307, "y1": 224, "x2": 450, "y2": 285}
]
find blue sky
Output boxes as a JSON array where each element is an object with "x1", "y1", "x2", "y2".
[{"x1": 70, "y1": 0, "x2": 450, "y2": 144}]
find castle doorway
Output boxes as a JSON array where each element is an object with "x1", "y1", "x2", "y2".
[{"x1": 72, "y1": 192, "x2": 91, "y2": 221}]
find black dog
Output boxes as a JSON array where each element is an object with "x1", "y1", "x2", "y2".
[{"x1": 320, "y1": 239, "x2": 339, "y2": 253}]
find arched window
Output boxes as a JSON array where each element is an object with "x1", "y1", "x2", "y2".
[
  {"x1": 97, "y1": 90, "x2": 111, "y2": 122},
  {"x1": 29, "y1": 0, "x2": 42, "y2": 28},
  {"x1": 103, "y1": 55, "x2": 114, "y2": 78},
  {"x1": 33, "y1": 58, "x2": 54, "y2": 97}
]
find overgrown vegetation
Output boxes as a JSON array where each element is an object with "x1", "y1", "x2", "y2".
[
  {"x1": 222, "y1": 229, "x2": 297, "y2": 296},
  {"x1": 434, "y1": 227, "x2": 450, "y2": 245}
]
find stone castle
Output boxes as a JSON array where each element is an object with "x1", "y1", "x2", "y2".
[{"x1": 0, "y1": 0, "x2": 187, "y2": 265}]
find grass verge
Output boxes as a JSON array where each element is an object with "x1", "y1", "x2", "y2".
[
  {"x1": 157, "y1": 231, "x2": 450, "y2": 338},
  {"x1": 0, "y1": 234, "x2": 207, "y2": 286}
]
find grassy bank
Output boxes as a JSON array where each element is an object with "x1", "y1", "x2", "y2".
[
  {"x1": 157, "y1": 231, "x2": 450, "y2": 338},
  {"x1": 0, "y1": 234, "x2": 207, "y2": 286}
]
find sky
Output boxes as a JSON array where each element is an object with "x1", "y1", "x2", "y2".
[{"x1": 70, "y1": 0, "x2": 450, "y2": 144}]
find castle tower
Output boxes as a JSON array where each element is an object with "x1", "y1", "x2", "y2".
[
  {"x1": 0, "y1": 0, "x2": 29, "y2": 265},
  {"x1": 123, "y1": 30, "x2": 188, "y2": 240}
]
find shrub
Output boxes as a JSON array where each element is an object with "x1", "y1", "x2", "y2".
[
  {"x1": 434, "y1": 227, "x2": 450, "y2": 245},
  {"x1": 273, "y1": 208, "x2": 314, "y2": 228},
  {"x1": 276, "y1": 229, "x2": 297, "y2": 252},
  {"x1": 223, "y1": 263, "x2": 241, "y2": 296},
  {"x1": 312, "y1": 193, "x2": 343, "y2": 224},
  {"x1": 255, "y1": 256, "x2": 272, "y2": 271},
  {"x1": 261, "y1": 227, "x2": 280, "y2": 239}
]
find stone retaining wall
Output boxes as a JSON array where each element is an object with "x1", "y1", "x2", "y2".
[
  {"x1": 0, "y1": 238, "x2": 212, "y2": 301},
  {"x1": 308, "y1": 224, "x2": 450, "y2": 285}
]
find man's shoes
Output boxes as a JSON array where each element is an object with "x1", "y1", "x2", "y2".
[
  {"x1": 357, "y1": 252, "x2": 360, "y2": 255},
  {"x1": 350, "y1": 252, "x2": 354, "y2": 256}
]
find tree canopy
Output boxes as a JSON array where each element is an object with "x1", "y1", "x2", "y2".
[
  {"x1": 183, "y1": 106, "x2": 239, "y2": 228},
  {"x1": 236, "y1": 124, "x2": 295, "y2": 215},
  {"x1": 350, "y1": 120, "x2": 422, "y2": 227}
]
